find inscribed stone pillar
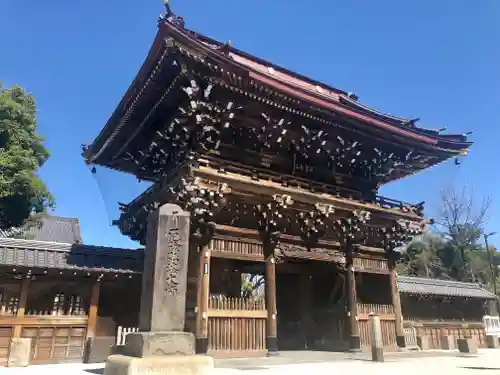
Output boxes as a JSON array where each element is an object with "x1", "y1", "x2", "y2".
[
  {"x1": 139, "y1": 203, "x2": 191, "y2": 332},
  {"x1": 104, "y1": 203, "x2": 214, "y2": 375}
]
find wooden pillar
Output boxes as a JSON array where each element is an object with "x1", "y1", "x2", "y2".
[
  {"x1": 86, "y1": 280, "x2": 101, "y2": 340},
  {"x1": 346, "y1": 251, "x2": 360, "y2": 350},
  {"x1": 389, "y1": 259, "x2": 405, "y2": 347},
  {"x1": 265, "y1": 254, "x2": 278, "y2": 354},
  {"x1": 195, "y1": 246, "x2": 211, "y2": 354},
  {"x1": 299, "y1": 272, "x2": 312, "y2": 349},
  {"x1": 13, "y1": 277, "x2": 31, "y2": 338}
]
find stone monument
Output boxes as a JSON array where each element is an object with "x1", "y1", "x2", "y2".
[{"x1": 104, "y1": 204, "x2": 214, "y2": 375}]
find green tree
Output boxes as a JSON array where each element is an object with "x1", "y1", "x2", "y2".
[{"x1": 0, "y1": 83, "x2": 54, "y2": 229}]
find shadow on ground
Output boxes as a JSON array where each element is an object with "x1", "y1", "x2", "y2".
[
  {"x1": 84, "y1": 369, "x2": 103, "y2": 375},
  {"x1": 460, "y1": 367, "x2": 500, "y2": 371}
]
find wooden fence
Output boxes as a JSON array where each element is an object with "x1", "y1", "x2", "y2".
[
  {"x1": 357, "y1": 303, "x2": 397, "y2": 348},
  {"x1": 404, "y1": 321, "x2": 486, "y2": 349},
  {"x1": 207, "y1": 296, "x2": 267, "y2": 357}
]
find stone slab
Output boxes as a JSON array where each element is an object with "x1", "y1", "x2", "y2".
[
  {"x1": 457, "y1": 338, "x2": 477, "y2": 354},
  {"x1": 124, "y1": 331, "x2": 195, "y2": 358},
  {"x1": 139, "y1": 204, "x2": 191, "y2": 332},
  {"x1": 7, "y1": 338, "x2": 31, "y2": 367},
  {"x1": 104, "y1": 354, "x2": 213, "y2": 375}
]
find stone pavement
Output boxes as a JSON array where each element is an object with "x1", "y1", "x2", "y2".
[{"x1": 0, "y1": 349, "x2": 498, "y2": 375}]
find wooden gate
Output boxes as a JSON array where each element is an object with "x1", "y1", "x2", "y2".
[
  {"x1": 357, "y1": 303, "x2": 397, "y2": 348},
  {"x1": 207, "y1": 296, "x2": 267, "y2": 358}
]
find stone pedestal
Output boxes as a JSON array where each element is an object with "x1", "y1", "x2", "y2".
[
  {"x1": 7, "y1": 338, "x2": 31, "y2": 367},
  {"x1": 416, "y1": 336, "x2": 429, "y2": 350},
  {"x1": 439, "y1": 335, "x2": 454, "y2": 350},
  {"x1": 103, "y1": 204, "x2": 213, "y2": 375},
  {"x1": 105, "y1": 354, "x2": 213, "y2": 375},
  {"x1": 486, "y1": 335, "x2": 500, "y2": 349},
  {"x1": 457, "y1": 338, "x2": 478, "y2": 354}
]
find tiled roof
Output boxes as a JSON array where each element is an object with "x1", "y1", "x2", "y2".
[
  {"x1": 28, "y1": 216, "x2": 83, "y2": 244},
  {"x1": 0, "y1": 238, "x2": 143, "y2": 274},
  {"x1": 397, "y1": 276, "x2": 497, "y2": 300},
  {"x1": 0, "y1": 216, "x2": 83, "y2": 244}
]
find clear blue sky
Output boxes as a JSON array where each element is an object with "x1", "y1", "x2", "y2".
[{"x1": 1, "y1": 0, "x2": 499, "y2": 248}]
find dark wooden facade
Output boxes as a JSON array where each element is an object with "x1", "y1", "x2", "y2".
[{"x1": 81, "y1": 4, "x2": 472, "y2": 360}]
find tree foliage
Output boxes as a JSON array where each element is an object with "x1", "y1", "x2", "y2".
[
  {"x1": 0, "y1": 83, "x2": 54, "y2": 229},
  {"x1": 398, "y1": 187, "x2": 498, "y2": 288}
]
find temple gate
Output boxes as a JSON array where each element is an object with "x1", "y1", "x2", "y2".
[{"x1": 82, "y1": 4, "x2": 472, "y2": 357}]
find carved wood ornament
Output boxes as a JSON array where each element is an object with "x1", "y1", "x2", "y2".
[{"x1": 255, "y1": 194, "x2": 294, "y2": 262}]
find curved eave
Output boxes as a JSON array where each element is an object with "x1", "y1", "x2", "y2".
[
  {"x1": 84, "y1": 31, "x2": 166, "y2": 164},
  {"x1": 85, "y1": 19, "x2": 472, "y2": 166},
  {"x1": 160, "y1": 21, "x2": 472, "y2": 151}
]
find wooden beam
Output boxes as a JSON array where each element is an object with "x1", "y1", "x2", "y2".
[
  {"x1": 265, "y1": 254, "x2": 278, "y2": 354},
  {"x1": 12, "y1": 277, "x2": 30, "y2": 338},
  {"x1": 0, "y1": 316, "x2": 88, "y2": 326},
  {"x1": 195, "y1": 246, "x2": 211, "y2": 354},
  {"x1": 86, "y1": 280, "x2": 101, "y2": 340},
  {"x1": 195, "y1": 165, "x2": 422, "y2": 221},
  {"x1": 389, "y1": 260, "x2": 405, "y2": 347},
  {"x1": 346, "y1": 253, "x2": 360, "y2": 350}
]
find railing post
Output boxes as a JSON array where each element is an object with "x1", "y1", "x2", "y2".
[{"x1": 369, "y1": 313, "x2": 384, "y2": 362}]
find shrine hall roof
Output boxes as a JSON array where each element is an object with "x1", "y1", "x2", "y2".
[
  {"x1": 84, "y1": 12, "x2": 472, "y2": 170},
  {"x1": 397, "y1": 276, "x2": 497, "y2": 300},
  {"x1": 0, "y1": 238, "x2": 143, "y2": 275}
]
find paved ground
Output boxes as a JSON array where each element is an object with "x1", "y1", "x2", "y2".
[{"x1": 0, "y1": 349, "x2": 498, "y2": 375}]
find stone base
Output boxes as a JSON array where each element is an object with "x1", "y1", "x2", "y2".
[
  {"x1": 195, "y1": 338, "x2": 208, "y2": 354},
  {"x1": 457, "y1": 338, "x2": 477, "y2": 354},
  {"x1": 7, "y1": 338, "x2": 31, "y2": 367},
  {"x1": 84, "y1": 336, "x2": 116, "y2": 363},
  {"x1": 266, "y1": 336, "x2": 278, "y2": 356},
  {"x1": 348, "y1": 335, "x2": 361, "y2": 351},
  {"x1": 396, "y1": 335, "x2": 406, "y2": 348},
  {"x1": 371, "y1": 347, "x2": 384, "y2": 362},
  {"x1": 104, "y1": 354, "x2": 213, "y2": 375},
  {"x1": 440, "y1": 335, "x2": 454, "y2": 350},
  {"x1": 486, "y1": 335, "x2": 499, "y2": 349},
  {"x1": 124, "y1": 331, "x2": 195, "y2": 357},
  {"x1": 417, "y1": 336, "x2": 429, "y2": 350}
]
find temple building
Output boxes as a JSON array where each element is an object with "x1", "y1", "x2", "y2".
[
  {"x1": 0, "y1": 5, "x2": 483, "y2": 367},
  {"x1": 81, "y1": 5, "x2": 472, "y2": 357}
]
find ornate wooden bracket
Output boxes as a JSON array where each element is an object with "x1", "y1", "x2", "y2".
[
  {"x1": 380, "y1": 219, "x2": 426, "y2": 260},
  {"x1": 256, "y1": 194, "x2": 294, "y2": 262},
  {"x1": 170, "y1": 176, "x2": 230, "y2": 245},
  {"x1": 297, "y1": 203, "x2": 335, "y2": 247},
  {"x1": 180, "y1": 77, "x2": 242, "y2": 155},
  {"x1": 333, "y1": 210, "x2": 371, "y2": 253}
]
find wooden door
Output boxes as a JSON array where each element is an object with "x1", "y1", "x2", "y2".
[
  {"x1": 21, "y1": 326, "x2": 86, "y2": 364},
  {"x1": 276, "y1": 273, "x2": 304, "y2": 350}
]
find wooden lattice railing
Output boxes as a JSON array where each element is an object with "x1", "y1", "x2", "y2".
[
  {"x1": 357, "y1": 303, "x2": 394, "y2": 315},
  {"x1": 208, "y1": 296, "x2": 265, "y2": 310}
]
